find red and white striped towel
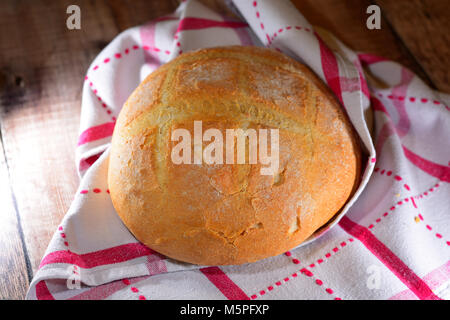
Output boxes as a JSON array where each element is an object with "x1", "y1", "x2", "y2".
[{"x1": 26, "y1": 0, "x2": 450, "y2": 300}]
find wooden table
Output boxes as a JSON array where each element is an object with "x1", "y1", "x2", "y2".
[{"x1": 0, "y1": 0, "x2": 448, "y2": 299}]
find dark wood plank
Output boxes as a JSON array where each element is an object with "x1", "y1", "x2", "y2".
[
  {"x1": 0, "y1": 136, "x2": 30, "y2": 299},
  {"x1": 376, "y1": 0, "x2": 450, "y2": 92},
  {"x1": 0, "y1": 0, "x2": 178, "y2": 280},
  {"x1": 291, "y1": 0, "x2": 436, "y2": 88},
  {"x1": 108, "y1": 0, "x2": 179, "y2": 29},
  {"x1": 0, "y1": 0, "x2": 120, "y2": 276}
]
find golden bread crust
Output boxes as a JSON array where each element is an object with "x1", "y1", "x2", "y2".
[{"x1": 108, "y1": 46, "x2": 361, "y2": 265}]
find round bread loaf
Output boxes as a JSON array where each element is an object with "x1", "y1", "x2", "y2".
[{"x1": 108, "y1": 46, "x2": 361, "y2": 265}]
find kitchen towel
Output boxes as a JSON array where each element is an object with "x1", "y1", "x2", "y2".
[{"x1": 27, "y1": 0, "x2": 450, "y2": 300}]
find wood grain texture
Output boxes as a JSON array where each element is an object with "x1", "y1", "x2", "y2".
[
  {"x1": 0, "y1": 137, "x2": 31, "y2": 299},
  {"x1": 108, "y1": 0, "x2": 179, "y2": 29},
  {"x1": 0, "y1": 0, "x2": 115, "y2": 277},
  {"x1": 0, "y1": 0, "x2": 177, "y2": 294},
  {"x1": 376, "y1": 0, "x2": 450, "y2": 92}
]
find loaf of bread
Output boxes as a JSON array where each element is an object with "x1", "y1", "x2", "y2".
[{"x1": 108, "y1": 46, "x2": 361, "y2": 265}]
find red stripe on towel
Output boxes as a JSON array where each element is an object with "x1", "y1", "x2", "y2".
[
  {"x1": 402, "y1": 145, "x2": 450, "y2": 182},
  {"x1": 316, "y1": 33, "x2": 343, "y2": 105},
  {"x1": 200, "y1": 267, "x2": 250, "y2": 300},
  {"x1": 358, "y1": 53, "x2": 388, "y2": 65},
  {"x1": 176, "y1": 17, "x2": 247, "y2": 33},
  {"x1": 79, "y1": 153, "x2": 102, "y2": 171},
  {"x1": 78, "y1": 122, "x2": 115, "y2": 146},
  {"x1": 39, "y1": 243, "x2": 155, "y2": 269},
  {"x1": 339, "y1": 216, "x2": 440, "y2": 300},
  {"x1": 36, "y1": 280, "x2": 55, "y2": 300}
]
